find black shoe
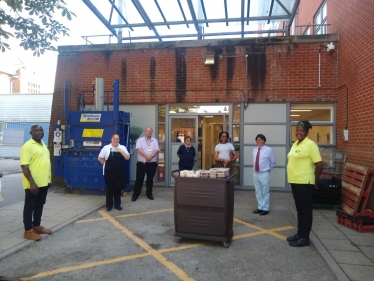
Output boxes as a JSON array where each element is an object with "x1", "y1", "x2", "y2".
[
  {"x1": 106, "y1": 207, "x2": 112, "y2": 211},
  {"x1": 252, "y1": 209, "x2": 262, "y2": 214},
  {"x1": 115, "y1": 206, "x2": 122, "y2": 210},
  {"x1": 259, "y1": 211, "x2": 269, "y2": 216},
  {"x1": 147, "y1": 195, "x2": 154, "y2": 200},
  {"x1": 289, "y1": 238, "x2": 310, "y2": 247},
  {"x1": 131, "y1": 196, "x2": 138, "y2": 202},
  {"x1": 286, "y1": 234, "x2": 300, "y2": 242}
]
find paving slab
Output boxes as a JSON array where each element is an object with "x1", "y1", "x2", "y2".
[
  {"x1": 360, "y1": 246, "x2": 374, "y2": 259},
  {"x1": 340, "y1": 264, "x2": 374, "y2": 281},
  {"x1": 329, "y1": 250, "x2": 374, "y2": 266},
  {"x1": 319, "y1": 238, "x2": 362, "y2": 252}
]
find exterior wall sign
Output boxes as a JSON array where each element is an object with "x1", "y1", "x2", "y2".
[
  {"x1": 82, "y1": 129, "x2": 104, "y2": 138},
  {"x1": 80, "y1": 113, "x2": 101, "y2": 122}
]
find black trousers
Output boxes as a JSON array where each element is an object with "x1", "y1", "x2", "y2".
[
  {"x1": 23, "y1": 186, "x2": 49, "y2": 231},
  {"x1": 133, "y1": 162, "x2": 158, "y2": 197},
  {"x1": 290, "y1": 183, "x2": 314, "y2": 240},
  {"x1": 106, "y1": 189, "x2": 121, "y2": 209}
]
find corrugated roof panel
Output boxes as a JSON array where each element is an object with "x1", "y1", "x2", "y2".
[{"x1": 0, "y1": 94, "x2": 52, "y2": 122}]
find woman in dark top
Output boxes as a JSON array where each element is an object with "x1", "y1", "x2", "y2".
[{"x1": 177, "y1": 136, "x2": 196, "y2": 171}]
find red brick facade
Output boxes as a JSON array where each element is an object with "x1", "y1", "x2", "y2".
[{"x1": 297, "y1": 0, "x2": 374, "y2": 168}]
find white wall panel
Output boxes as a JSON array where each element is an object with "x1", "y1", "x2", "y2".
[
  {"x1": 243, "y1": 125, "x2": 287, "y2": 145},
  {"x1": 119, "y1": 105, "x2": 157, "y2": 183},
  {"x1": 244, "y1": 146, "x2": 287, "y2": 166},
  {"x1": 243, "y1": 167, "x2": 286, "y2": 188},
  {"x1": 244, "y1": 103, "x2": 287, "y2": 123}
]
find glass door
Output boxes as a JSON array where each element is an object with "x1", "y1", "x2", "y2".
[{"x1": 169, "y1": 116, "x2": 198, "y2": 184}]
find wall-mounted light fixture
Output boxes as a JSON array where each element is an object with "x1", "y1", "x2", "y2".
[{"x1": 204, "y1": 54, "x2": 215, "y2": 65}]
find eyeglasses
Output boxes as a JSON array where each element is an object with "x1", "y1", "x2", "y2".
[{"x1": 221, "y1": 135, "x2": 228, "y2": 138}]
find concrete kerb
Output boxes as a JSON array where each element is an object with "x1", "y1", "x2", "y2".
[{"x1": 288, "y1": 205, "x2": 350, "y2": 281}]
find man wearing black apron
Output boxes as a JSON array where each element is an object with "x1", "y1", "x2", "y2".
[{"x1": 98, "y1": 134, "x2": 130, "y2": 211}]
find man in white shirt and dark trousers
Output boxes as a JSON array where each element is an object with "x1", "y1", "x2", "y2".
[
  {"x1": 252, "y1": 134, "x2": 276, "y2": 216},
  {"x1": 132, "y1": 127, "x2": 160, "y2": 201}
]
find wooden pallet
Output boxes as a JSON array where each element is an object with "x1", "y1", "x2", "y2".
[{"x1": 341, "y1": 162, "x2": 374, "y2": 216}]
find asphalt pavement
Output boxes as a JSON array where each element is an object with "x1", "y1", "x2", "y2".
[{"x1": 0, "y1": 158, "x2": 373, "y2": 281}]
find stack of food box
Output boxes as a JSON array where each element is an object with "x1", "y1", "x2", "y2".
[{"x1": 180, "y1": 168, "x2": 230, "y2": 178}]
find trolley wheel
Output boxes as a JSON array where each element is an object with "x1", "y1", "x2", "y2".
[
  {"x1": 223, "y1": 242, "x2": 230, "y2": 248},
  {"x1": 176, "y1": 237, "x2": 182, "y2": 243}
]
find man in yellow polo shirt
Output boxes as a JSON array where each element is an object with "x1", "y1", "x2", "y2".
[
  {"x1": 286, "y1": 120, "x2": 323, "y2": 247},
  {"x1": 20, "y1": 124, "x2": 53, "y2": 241}
]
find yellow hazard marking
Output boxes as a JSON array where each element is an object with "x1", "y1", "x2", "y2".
[
  {"x1": 234, "y1": 218, "x2": 295, "y2": 240},
  {"x1": 22, "y1": 209, "x2": 296, "y2": 281},
  {"x1": 21, "y1": 252, "x2": 150, "y2": 281},
  {"x1": 99, "y1": 210, "x2": 195, "y2": 281},
  {"x1": 76, "y1": 208, "x2": 173, "y2": 223},
  {"x1": 82, "y1": 129, "x2": 104, "y2": 138}
]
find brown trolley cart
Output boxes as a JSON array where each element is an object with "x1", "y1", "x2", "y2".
[{"x1": 171, "y1": 170, "x2": 235, "y2": 248}]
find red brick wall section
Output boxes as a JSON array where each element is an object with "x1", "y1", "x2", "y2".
[
  {"x1": 54, "y1": 42, "x2": 338, "y2": 105},
  {"x1": 323, "y1": 0, "x2": 374, "y2": 169}
]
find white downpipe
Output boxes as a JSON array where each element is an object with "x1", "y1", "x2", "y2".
[{"x1": 318, "y1": 49, "x2": 321, "y2": 87}]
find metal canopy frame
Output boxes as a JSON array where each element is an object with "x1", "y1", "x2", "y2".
[{"x1": 82, "y1": 0, "x2": 301, "y2": 43}]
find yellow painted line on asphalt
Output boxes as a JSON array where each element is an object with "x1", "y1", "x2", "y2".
[
  {"x1": 22, "y1": 209, "x2": 295, "y2": 280},
  {"x1": 20, "y1": 252, "x2": 150, "y2": 281},
  {"x1": 99, "y1": 210, "x2": 195, "y2": 281},
  {"x1": 77, "y1": 208, "x2": 173, "y2": 223},
  {"x1": 76, "y1": 208, "x2": 174, "y2": 223},
  {"x1": 234, "y1": 218, "x2": 295, "y2": 240}
]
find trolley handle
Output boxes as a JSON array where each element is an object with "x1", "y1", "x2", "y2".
[{"x1": 171, "y1": 169, "x2": 180, "y2": 179}]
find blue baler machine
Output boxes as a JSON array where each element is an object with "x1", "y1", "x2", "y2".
[{"x1": 53, "y1": 79, "x2": 131, "y2": 193}]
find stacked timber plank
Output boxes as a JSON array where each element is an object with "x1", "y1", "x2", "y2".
[{"x1": 336, "y1": 162, "x2": 374, "y2": 233}]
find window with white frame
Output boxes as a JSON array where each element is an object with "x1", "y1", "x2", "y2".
[{"x1": 314, "y1": 1, "x2": 327, "y2": 34}]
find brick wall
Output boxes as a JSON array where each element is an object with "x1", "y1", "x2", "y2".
[
  {"x1": 53, "y1": 39, "x2": 339, "y2": 105},
  {"x1": 298, "y1": 0, "x2": 374, "y2": 207},
  {"x1": 50, "y1": 36, "x2": 339, "y2": 182}
]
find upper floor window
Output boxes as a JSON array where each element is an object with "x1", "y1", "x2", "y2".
[{"x1": 314, "y1": 1, "x2": 327, "y2": 34}]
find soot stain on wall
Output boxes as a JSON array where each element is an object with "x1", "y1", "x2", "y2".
[
  {"x1": 121, "y1": 57, "x2": 127, "y2": 81},
  {"x1": 101, "y1": 51, "x2": 112, "y2": 63},
  {"x1": 247, "y1": 44, "x2": 267, "y2": 91},
  {"x1": 207, "y1": 47, "x2": 223, "y2": 80},
  {"x1": 150, "y1": 57, "x2": 156, "y2": 102},
  {"x1": 175, "y1": 48, "x2": 187, "y2": 103},
  {"x1": 226, "y1": 46, "x2": 236, "y2": 80}
]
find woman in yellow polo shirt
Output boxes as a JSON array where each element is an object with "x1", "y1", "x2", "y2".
[{"x1": 286, "y1": 121, "x2": 323, "y2": 247}]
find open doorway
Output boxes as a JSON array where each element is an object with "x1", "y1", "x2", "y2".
[
  {"x1": 198, "y1": 114, "x2": 229, "y2": 170},
  {"x1": 168, "y1": 108, "x2": 229, "y2": 186}
]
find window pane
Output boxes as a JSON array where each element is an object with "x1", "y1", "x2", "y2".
[
  {"x1": 232, "y1": 125, "x2": 240, "y2": 143},
  {"x1": 158, "y1": 124, "x2": 165, "y2": 142},
  {"x1": 171, "y1": 118, "x2": 196, "y2": 143},
  {"x1": 233, "y1": 144, "x2": 240, "y2": 164},
  {"x1": 158, "y1": 105, "x2": 165, "y2": 122},
  {"x1": 290, "y1": 104, "x2": 333, "y2": 121},
  {"x1": 291, "y1": 125, "x2": 334, "y2": 145},
  {"x1": 233, "y1": 104, "x2": 241, "y2": 122},
  {"x1": 231, "y1": 165, "x2": 240, "y2": 185}
]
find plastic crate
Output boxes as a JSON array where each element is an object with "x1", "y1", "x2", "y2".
[
  {"x1": 336, "y1": 208, "x2": 374, "y2": 233},
  {"x1": 313, "y1": 178, "x2": 342, "y2": 206}
]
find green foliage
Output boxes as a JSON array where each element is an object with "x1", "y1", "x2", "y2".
[{"x1": 0, "y1": 0, "x2": 75, "y2": 56}]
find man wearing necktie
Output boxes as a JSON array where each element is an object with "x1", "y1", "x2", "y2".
[{"x1": 252, "y1": 134, "x2": 276, "y2": 216}]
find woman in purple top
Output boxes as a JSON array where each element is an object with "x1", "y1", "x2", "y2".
[{"x1": 177, "y1": 136, "x2": 196, "y2": 171}]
